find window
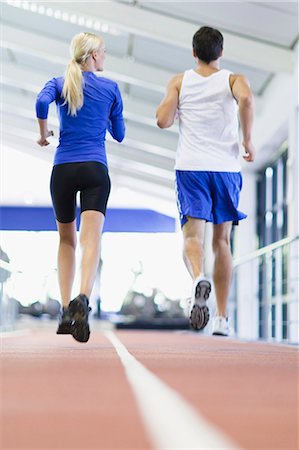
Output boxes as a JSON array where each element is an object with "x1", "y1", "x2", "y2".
[
  {"x1": 257, "y1": 149, "x2": 288, "y2": 247},
  {"x1": 256, "y1": 146, "x2": 289, "y2": 339}
]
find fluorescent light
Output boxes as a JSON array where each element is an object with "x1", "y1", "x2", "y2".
[
  {"x1": 109, "y1": 27, "x2": 120, "y2": 36},
  {"x1": 85, "y1": 19, "x2": 93, "y2": 28},
  {"x1": 37, "y1": 4, "x2": 45, "y2": 14},
  {"x1": 54, "y1": 9, "x2": 61, "y2": 19},
  {"x1": 94, "y1": 21, "x2": 102, "y2": 31},
  {"x1": 62, "y1": 12, "x2": 69, "y2": 21},
  {"x1": 78, "y1": 16, "x2": 85, "y2": 26},
  {"x1": 101, "y1": 24, "x2": 109, "y2": 33},
  {"x1": 265, "y1": 211, "x2": 273, "y2": 226},
  {"x1": 5, "y1": 0, "x2": 122, "y2": 36},
  {"x1": 6, "y1": 0, "x2": 21, "y2": 6},
  {"x1": 265, "y1": 167, "x2": 273, "y2": 178},
  {"x1": 69, "y1": 13, "x2": 77, "y2": 24}
]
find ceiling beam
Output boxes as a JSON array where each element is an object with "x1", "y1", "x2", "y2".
[
  {"x1": 32, "y1": 0, "x2": 296, "y2": 73},
  {"x1": 2, "y1": 113, "x2": 175, "y2": 184},
  {"x1": 2, "y1": 142, "x2": 176, "y2": 214},
  {"x1": 0, "y1": 20, "x2": 262, "y2": 114},
  {"x1": 2, "y1": 97, "x2": 177, "y2": 156},
  {"x1": 1, "y1": 91, "x2": 177, "y2": 163},
  {"x1": 1, "y1": 41, "x2": 179, "y2": 132},
  {"x1": 2, "y1": 136, "x2": 175, "y2": 202},
  {"x1": 1, "y1": 65, "x2": 179, "y2": 133},
  {"x1": 1, "y1": 24, "x2": 171, "y2": 93}
]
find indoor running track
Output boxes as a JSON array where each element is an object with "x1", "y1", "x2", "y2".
[{"x1": 1, "y1": 326, "x2": 298, "y2": 450}]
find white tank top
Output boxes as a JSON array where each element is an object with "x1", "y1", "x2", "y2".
[{"x1": 175, "y1": 69, "x2": 241, "y2": 172}]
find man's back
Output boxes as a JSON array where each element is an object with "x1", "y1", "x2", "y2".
[
  {"x1": 156, "y1": 25, "x2": 255, "y2": 336},
  {"x1": 176, "y1": 69, "x2": 240, "y2": 172}
]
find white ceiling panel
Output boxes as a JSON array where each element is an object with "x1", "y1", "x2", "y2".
[
  {"x1": 259, "y1": 1, "x2": 299, "y2": 16},
  {"x1": 219, "y1": 61, "x2": 271, "y2": 95},
  {"x1": 128, "y1": 85, "x2": 164, "y2": 105},
  {"x1": 133, "y1": 35, "x2": 271, "y2": 94},
  {"x1": 1, "y1": 2, "x2": 130, "y2": 57},
  {"x1": 22, "y1": 0, "x2": 294, "y2": 72},
  {"x1": 139, "y1": 1, "x2": 298, "y2": 47},
  {"x1": 133, "y1": 35, "x2": 195, "y2": 73}
]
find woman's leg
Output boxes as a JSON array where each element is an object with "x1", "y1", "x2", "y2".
[
  {"x1": 79, "y1": 210, "x2": 105, "y2": 298},
  {"x1": 56, "y1": 220, "x2": 77, "y2": 308}
]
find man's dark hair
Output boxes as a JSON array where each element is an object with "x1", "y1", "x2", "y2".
[{"x1": 192, "y1": 26, "x2": 223, "y2": 63}]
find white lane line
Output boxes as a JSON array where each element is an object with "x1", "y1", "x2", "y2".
[{"x1": 105, "y1": 331, "x2": 242, "y2": 450}]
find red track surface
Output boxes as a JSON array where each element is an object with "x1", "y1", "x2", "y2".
[{"x1": 1, "y1": 326, "x2": 298, "y2": 450}]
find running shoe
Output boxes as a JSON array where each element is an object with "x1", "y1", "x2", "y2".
[
  {"x1": 68, "y1": 294, "x2": 91, "y2": 343},
  {"x1": 189, "y1": 278, "x2": 211, "y2": 331},
  {"x1": 56, "y1": 306, "x2": 73, "y2": 335},
  {"x1": 212, "y1": 316, "x2": 229, "y2": 336}
]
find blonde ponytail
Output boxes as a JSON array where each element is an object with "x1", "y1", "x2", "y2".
[
  {"x1": 62, "y1": 60, "x2": 83, "y2": 116},
  {"x1": 62, "y1": 32, "x2": 103, "y2": 116}
]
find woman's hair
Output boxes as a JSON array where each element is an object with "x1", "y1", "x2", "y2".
[
  {"x1": 192, "y1": 26, "x2": 223, "y2": 64},
  {"x1": 62, "y1": 32, "x2": 103, "y2": 116}
]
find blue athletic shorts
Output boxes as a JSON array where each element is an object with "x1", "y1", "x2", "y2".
[{"x1": 175, "y1": 170, "x2": 247, "y2": 227}]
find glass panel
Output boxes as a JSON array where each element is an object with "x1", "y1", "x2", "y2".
[
  {"x1": 271, "y1": 255, "x2": 276, "y2": 297},
  {"x1": 257, "y1": 148, "x2": 288, "y2": 246},
  {"x1": 258, "y1": 255, "x2": 267, "y2": 338},
  {"x1": 282, "y1": 303, "x2": 288, "y2": 340},
  {"x1": 282, "y1": 204, "x2": 288, "y2": 239},
  {"x1": 271, "y1": 304, "x2": 276, "y2": 338},
  {"x1": 272, "y1": 164, "x2": 278, "y2": 209},
  {"x1": 282, "y1": 247, "x2": 288, "y2": 296}
]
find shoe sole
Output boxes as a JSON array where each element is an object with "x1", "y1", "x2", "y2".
[
  {"x1": 68, "y1": 300, "x2": 90, "y2": 343},
  {"x1": 212, "y1": 332, "x2": 228, "y2": 336},
  {"x1": 56, "y1": 325, "x2": 73, "y2": 335},
  {"x1": 190, "y1": 280, "x2": 211, "y2": 331}
]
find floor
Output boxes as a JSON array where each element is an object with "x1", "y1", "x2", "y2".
[{"x1": 1, "y1": 322, "x2": 298, "y2": 450}]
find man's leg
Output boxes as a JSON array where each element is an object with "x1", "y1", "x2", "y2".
[
  {"x1": 212, "y1": 221, "x2": 233, "y2": 317},
  {"x1": 182, "y1": 217, "x2": 206, "y2": 280},
  {"x1": 182, "y1": 217, "x2": 210, "y2": 331}
]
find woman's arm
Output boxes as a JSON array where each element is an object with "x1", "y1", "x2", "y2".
[
  {"x1": 36, "y1": 78, "x2": 57, "y2": 147},
  {"x1": 37, "y1": 119, "x2": 54, "y2": 146}
]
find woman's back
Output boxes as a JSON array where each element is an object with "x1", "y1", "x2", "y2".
[{"x1": 36, "y1": 71, "x2": 125, "y2": 166}]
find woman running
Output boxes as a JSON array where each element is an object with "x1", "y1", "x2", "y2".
[{"x1": 36, "y1": 32, "x2": 125, "y2": 343}]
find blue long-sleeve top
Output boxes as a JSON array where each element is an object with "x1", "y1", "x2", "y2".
[{"x1": 36, "y1": 71, "x2": 125, "y2": 166}]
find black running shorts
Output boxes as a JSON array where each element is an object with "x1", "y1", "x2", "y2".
[{"x1": 50, "y1": 161, "x2": 111, "y2": 223}]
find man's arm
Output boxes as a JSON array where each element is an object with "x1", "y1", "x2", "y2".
[
  {"x1": 156, "y1": 74, "x2": 183, "y2": 129},
  {"x1": 230, "y1": 74, "x2": 256, "y2": 162}
]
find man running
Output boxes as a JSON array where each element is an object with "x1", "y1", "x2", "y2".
[{"x1": 156, "y1": 26, "x2": 255, "y2": 336}]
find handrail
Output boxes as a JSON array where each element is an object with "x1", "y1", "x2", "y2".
[
  {"x1": 233, "y1": 235, "x2": 299, "y2": 267},
  {"x1": 0, "y1": 259, "x2": 22, "y2": 273}
]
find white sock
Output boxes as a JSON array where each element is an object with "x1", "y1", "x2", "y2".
[{"x1": 193, "y1": 273, "x2": 205, "y2": 286}]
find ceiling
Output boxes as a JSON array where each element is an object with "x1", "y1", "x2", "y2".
[{"x1": 1, "y1": 1, "x2": 298, "y2": 215}]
